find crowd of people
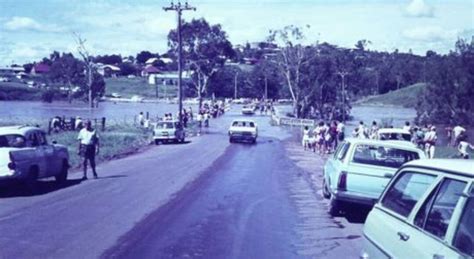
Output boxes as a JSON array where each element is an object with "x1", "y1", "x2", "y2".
[
  {"x1": 302, "y1": 120, "x2": 473, "y2": 159},
  {"x1": 302, "y1": 120, "x2": 345, "y2": 154}
]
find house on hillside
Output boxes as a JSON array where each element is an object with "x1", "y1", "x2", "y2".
[
  {"x1": 30, "y1": 63, "x2": 50, "y2": 75},
  {"x1": 0, "y1": 66, "x2": 25, "y2": 76},
  {"x1": 98, "y1": 64, "x2": 121, "y2": 78},
  {"x1": 147, "y1": 71, "x2": 192, "y2": 85},
  {"x1": 141, "y1": 65, "x2": 160, "y2": 77}
]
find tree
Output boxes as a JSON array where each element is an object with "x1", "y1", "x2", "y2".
[
  {"x1": 73, "y1": 33, "x2": 105, "y2": 108},
  {"x1": 136, "y1": 51, "x2": 157, "y2": 64},
  {"x1": 267, "y1": 25, "x2": 316, "y2": 118},
  {"x1": 94, "y1": 54, "x2": 122, "y2": 65},
  {"x1": 119, "y1": 62, "x2": 137, "y2": 76},
  {"x1": 417, "y1": 39, "x2": 474, "y2": 125},
  {"x1": 49, "y1": 52, "x2": 85, "y2": 102},
  {"x1": 168, "y1": 18, "x2": 234, "y2": 108}
]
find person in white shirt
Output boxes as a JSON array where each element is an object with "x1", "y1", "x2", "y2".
[
  {"x1": 458, "y1": 135, "x2": 473, "y2": 159},
  {"x1": 370, "y1": 121, "x2": 379, "y2": 140},
  {"x1": 77, "y1": 120, "x2": 99, "y2": 179},
  {"x1": 302, "y1": 126, "x2": 310, "y2": 150},
  {"x1": 452, "y1": 124, "x2": 466, "y2": 146},
  {"x1": 402, "y1": 121, "x2": 411, "y2": 133},
  {"x1": 336, "y1": 121, "x2": 345, "y2": 141},
  {"x1": 424, "y1": 126, "x2": 438, "y2": 159},
  {"x1": 357, "y1": 121, "x2": 368, "y2": 139}
]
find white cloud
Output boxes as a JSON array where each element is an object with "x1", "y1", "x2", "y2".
[
  {"x1": 402, "y1": 26, "x2": 457, "y2": 42},
  {"x1": 3, "y1": 16, "x2": 65, "y2": 33},
  {"x1": 405, "y1": 0, "x2": 434, "y2": 18}
]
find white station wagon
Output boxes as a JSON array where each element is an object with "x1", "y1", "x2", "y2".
[
  {"x1": 228, "y1": 119, "x2": 258, "y2": 144},
  {"x1": 0, "y1": 126, "x2": 69, "y2": 187},
  {"x1": 323, "y1": 138, "x2": 425, "y2": 215},
  {"x1": 362, "y1": 159, "x2": 474, "y2": 259}
]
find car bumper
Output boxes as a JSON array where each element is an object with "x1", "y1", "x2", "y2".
[
  {"x1": 153, "y1": 136, "x2": 177, "y2": 140},
  {"x1": 331, "y1": 190, "x2": 378, "y2": 206},
  {"x1": 229, "y1": 134, "x2": 256, "y2": 141}
]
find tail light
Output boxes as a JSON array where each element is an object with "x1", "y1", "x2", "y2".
[{"x1": 338, "y1": 171, "x2": 348, "y2": 191}]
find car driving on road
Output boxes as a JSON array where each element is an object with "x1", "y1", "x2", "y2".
[
  {"x1": 153, "y1": 120, "x2": 185, "y2": 145},
  {"x1": 323, "y1": 138, "x2": 425, "y2": 215},
  {"x1": 228, "y1": 119, "x2": 258, "y2": 144},
  {"x1": 0, "y1": 126, "x2": 70, "y2": 187},
  {"x1": 241, "y1": 105, "x2": 256, "y2": 115},
  {"x1": 362, "y1": 159, "x2": 474, "y2": 259}
]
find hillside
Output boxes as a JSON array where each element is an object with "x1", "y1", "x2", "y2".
[{"x1": 356, "y1": 83, "x2": 426, "y2": 108}]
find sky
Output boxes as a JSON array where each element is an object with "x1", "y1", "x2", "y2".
[{"x1": 0, "y1": 0, "x2": 473, "y2": 66}]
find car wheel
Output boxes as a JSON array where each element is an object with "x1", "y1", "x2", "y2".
[
  {"x1": 322, "y1": 178, "x2": 330, "y2": 199},
  {"x1": 252, "y1": 138, "x2": 257, "y2": 144},
  {"x1": 229, "y1": 137, "x2": 234, "y2": 143},
  {"x1": 328, "y1": 195, "x2": 343, "y2": 216},
  {"x1": 154, "y1": 139, "x2": 160, "y2": 145},
  {"x1": 55, "y1": 160, "x2": 68, "y2": 184}
]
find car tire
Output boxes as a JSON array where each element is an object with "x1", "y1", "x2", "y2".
[
  {"x1": 252, "y1": 138, "x2": 257, "y2": 144},
  {"x1": 229, "y1": 137, "x2": 234, "y2": 143},
  {"x1": 55, "y1": 160, "x2": 68, "y2": 184},
  {"x1": 328, "y1": 195, "x2": 343, "y2": 216},
  {"x1": 322, "y1": 178, "x2": 330, "y2": 199},
  {"x1": 154, "y1": 139, "x2": 160, "y2": 145}
]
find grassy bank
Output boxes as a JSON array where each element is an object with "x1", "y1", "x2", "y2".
[
  {"x1": 105, "y1": 77, "x2": 178, "y2": 99},
  {"x1": 356, "y1": 83, "x2": 426, "y2": 108}
]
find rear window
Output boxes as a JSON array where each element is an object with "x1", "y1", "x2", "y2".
[
  {"x1": 0, "y1": 134, "x2": 26, "y2": 148},
  {"x1": 382, "y1": 171, "x2": 436, "y2": 217},
  {"x1": 379, "y1": 133, "x2": 411, "y2": 141},
  {"x1": 156, "y1": 122, "x2": 175, "y2": 129},
  {"x1": 352, "y1": 144, "x2": 419, "y2": 168},
  {"x1": 232, "y1": 121, "x2": 255, "y2": 127}
]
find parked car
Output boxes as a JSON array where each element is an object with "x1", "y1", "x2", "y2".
[
  {"x1": 228, "y1": 119, "x2": 258, "y2": 144},
  {"x1": 0, "y1": 126, "x2": 70, "y2": 187},
  {"x1": 241, "y1": 105, "x2": 256, "y2": 115},
  {"x1": 362, "y1": 159, "x2": 474, "y2": 259},
  {"x1": 377, "y1": 128, "x2": 412, "y2": 142},
  {"x1": 152, "y1": 121, "x2": 185, "y2": 145},
  {"x1": 0, "y1": 77, "x2": 10, "y2": 82},
  {"x1": 323, "y1": 138, "x2": 425, "y2": 215}
]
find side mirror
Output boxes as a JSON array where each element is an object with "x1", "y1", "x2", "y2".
[{"x1": 52, "y1": 140, "x2": 57, "y2": 145}]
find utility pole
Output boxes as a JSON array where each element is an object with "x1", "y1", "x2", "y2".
[
  {"x1": 337, "y1": 71, "x2": 349, "y2": 123},
  {"x1": 164, "y1": 1, "x2": 195, "y2": 124},
  {"x1": 264, "y1": 76, "x2": 268, "y2": 101}
]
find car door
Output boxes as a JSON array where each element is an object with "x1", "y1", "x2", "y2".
[
  {"x1": 36, "y1": 131, "x2": 57, "y2": 176},
  {"x1": 363, "y1": 170, "x2": 439, "y2": 258},
  {"x1": 25, "y1": 131, "x2": 48, "y2": 177}
]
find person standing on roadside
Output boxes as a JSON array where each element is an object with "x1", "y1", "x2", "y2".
[
  {"x1": 424, "y1": 126, "x2": 438, "y2": 159},
  {"x1": 370, "y1": 121, "x2": 379, "y2": 140},
  {"x1": 458, "y1": 135, "x2": 474, "y2": 159},
  {"x1": 452, "y1": 124, "x2": 466, "y2": 147},
  {"x1": 336, "y1": 120, "x2": 345, "y2": 142},
  {"x1": 77, "y1": 120, "x2": 99, "y2": 180}
]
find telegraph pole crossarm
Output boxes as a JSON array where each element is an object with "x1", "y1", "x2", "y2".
[{"x1": 163, "y1": 1, "x2": 196, "y2": 125}]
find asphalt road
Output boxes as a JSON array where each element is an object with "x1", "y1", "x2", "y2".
[{"x1": 0, "y1": 107, "x2": 366, "y2": 259}]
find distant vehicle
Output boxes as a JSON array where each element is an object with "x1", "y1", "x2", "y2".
[
  {"x1": 127, "y1": 75, "x2": 136, "y2": 79},
  {"x1": 228, "y1": 119, "x2": 258, "y2": 144},
  {"x1": 0, "y1": 126, "x2": 70, "y2": 187},
  {"x1": 377, "y1": 128, "x2": 412, "y2": 142},
  {"x1": 241, "y1": 105, "x2": 256, "y2": 115},
  {"x1": 130, "y1": 95, "x2": 144, "y2": 102},
  {"x1": 323, "y1": 138, "x2": 425, "y2": 215},
  {"x1": 40, "y1": 83, "x2": 47, "y2": 88},
  {"x1": 232, "y1": 98, "x2": 251, "y2": 104},
  {"x1": 362, "y1": 159, "x2": 474, "y2": 259},
  {"x1": 26, "y1": 81, "x2": 36, "y2": 87},
  {"x1": 153, "y1": 121, "x2": 185, "y2": 145},
  {"x1": 110, "y1": 92, "x2": 121, "y2": 98}
]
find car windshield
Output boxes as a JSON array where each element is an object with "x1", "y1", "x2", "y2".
[
  {"x1": 232, "y1": 121, "x2": 255, "y2": 127},
  {"x1": 352, "y1": 144, "x2": 419, "y2": 168},
  {"x1": 0, "y1": 134, "x2": 26, "y2": 148},
  {"x1": 156, "y1": 122, "x2": 175, "y2": 129}
]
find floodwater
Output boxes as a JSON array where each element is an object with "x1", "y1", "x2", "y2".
[{"x1": 0, "y1": 100, "x2": 192, "y2": 122}]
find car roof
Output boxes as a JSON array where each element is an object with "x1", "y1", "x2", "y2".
[
  {"x1": 344, "y1": 138, "x2": 421, "y2": 151},
  {"x1": 403, "y1": 159, "x2": 474, "y2": 177},
  {"x1": 378, "y1": 128, "x2": 411, "y2": 134},
  {"x1": 0, "y1": 125, "x2": 43, "y2": 136}
]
